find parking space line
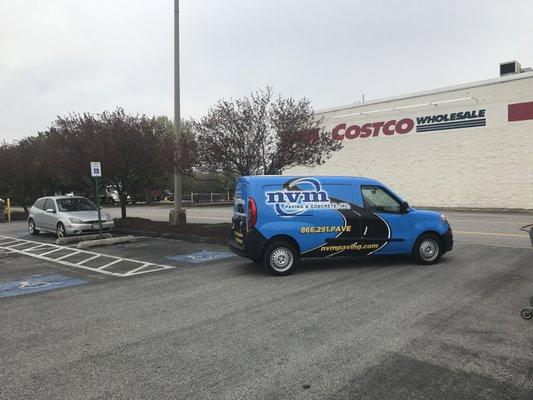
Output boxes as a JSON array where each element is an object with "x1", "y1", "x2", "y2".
[
  {"x1": 97, "y1": 259, "x2": 122, "y2": 270},
  {"x1": 124, "y1": 263, "x2": 151, "y2": 276},
  {"x1": 24, "y1": 244, "x2": 48, "y2": 252},
  {"x1": 40, "y1": 248, "x2": 64, "y2": 256},
  {"x1": 0, "y1": 235, "x2": 175, "y2": 278},
  {"x1": 78, "y1": 254, "x2": 102, "y2": 265},
  {"x1": 55, "y1": 251, "x2": 82, "y2": 261},
  {"x1": 454, "y1": 230, "x2": 528, "y2": 238},
  {"x1": 3, "y1": 242, "x2": 28, "y2": 248},
  {"x1": 0, "y1": 239, "x2": 21, "y2": 246}
]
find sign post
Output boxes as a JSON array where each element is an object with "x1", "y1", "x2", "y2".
[{"x1": 90, "y1": 162, "x2": 103, "y2": 238}]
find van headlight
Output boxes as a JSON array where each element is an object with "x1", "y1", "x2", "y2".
[
  {"x1": 69, "y1": 217, "x2": 84, "y2": 224},
  {"x1": 440, "y1": 214, "x2": 449, "y2": 225}
]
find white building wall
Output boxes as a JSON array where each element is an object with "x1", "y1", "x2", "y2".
[{"x1": 289, "y1": 73, "x2": 533, "y2": 210}]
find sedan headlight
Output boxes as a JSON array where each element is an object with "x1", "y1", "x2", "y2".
[
  {"x1": 69, "y1": 217, "x2": 84, "y2": 224},
  {"x1": 440, "y1": 214, "x2": 449, "y2": 225}
]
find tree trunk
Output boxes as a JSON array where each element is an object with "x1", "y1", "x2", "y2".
[
  {"x1": 145, "y1": 186, "x2": 152, "y2": 204},
  {"x1": 120, "y1": 196, "x2": 127, "y2": 219}
]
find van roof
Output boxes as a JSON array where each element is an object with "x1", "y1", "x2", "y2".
[{"x1": 239, "y1": 175, "x2": 381, "y2": 185}]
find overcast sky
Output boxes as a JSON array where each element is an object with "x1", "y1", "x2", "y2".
[{"x1": 1, "y1": 0, "x2": 532, "y2": 140}]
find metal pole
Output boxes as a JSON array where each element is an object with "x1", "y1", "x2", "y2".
[
  {"x1": 95, "y1": 176, "x2": 103, "y2": 238},
  {"x1": 170, "y1": 0, "x2": 185, "y2": 224}
]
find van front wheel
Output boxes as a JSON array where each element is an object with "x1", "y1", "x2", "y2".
[
  {"x1": 263, "y1": 241, "x2": 299, "y2": 276},
  {"x1": 412, "y1": 233, "x2": 443, "y2": 265}
]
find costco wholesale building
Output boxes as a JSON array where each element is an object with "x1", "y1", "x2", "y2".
[{"x1": 289, "y1": 61, "x2": 533, "y2": 210}]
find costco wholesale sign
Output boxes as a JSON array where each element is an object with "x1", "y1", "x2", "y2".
[{"x1": 331, "y1": 109, "x2": 487, "y2": 140}]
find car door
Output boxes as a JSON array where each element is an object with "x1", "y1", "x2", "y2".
[
  {"x1": 360, "y1": 185, "x2": 412, "y2": 254},
  {"x1": 31, "y1": 198, "x2": 46, "y2": 230},
  {"x1": 41, "y1": 199, "x2": 58, "y2": 231}
]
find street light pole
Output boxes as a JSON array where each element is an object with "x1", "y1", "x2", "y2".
[{"x1": 170, "y1": 0, "x2": 186, "y2": 225}]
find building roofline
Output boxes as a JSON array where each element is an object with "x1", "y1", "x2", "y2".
[{"x1": 315, "y1": 70, "x2": 533, "y2": 115}]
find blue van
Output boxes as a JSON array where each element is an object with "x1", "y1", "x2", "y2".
[{"x1": 229, "y1": 176, "x2": 453, "y2": 275}]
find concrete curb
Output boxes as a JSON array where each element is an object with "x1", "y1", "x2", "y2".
[
  {"x1": 76, "y1": 235, "x2": 137, "y2": 249},
  {"x1": 56, "y1": 234, "x2": 113, "y2": 245}
]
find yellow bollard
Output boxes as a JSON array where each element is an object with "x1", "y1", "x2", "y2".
[{"x1": 7, "y1": 198, "x2": 11, "y2": 222}]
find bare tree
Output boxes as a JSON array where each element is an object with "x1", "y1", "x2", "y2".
[{"x1": 193, "y1": 87, "x2": 342, "y2": 179}]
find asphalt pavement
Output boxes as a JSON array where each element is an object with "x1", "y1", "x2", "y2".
[{"x1": 0, "y1": 212, "x2": 532, "y2": 400}]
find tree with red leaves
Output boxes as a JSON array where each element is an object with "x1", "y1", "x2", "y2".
[{"x1": 193, "y1": 87, "x2": 342, "y2": 180}]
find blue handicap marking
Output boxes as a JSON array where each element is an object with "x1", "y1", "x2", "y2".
[
  {"x1": 0, "y1": 274, "x2": 88, "y2": 298},
  {"x1": 167, "y1": 250, "x2": 235, "y2": 264}
]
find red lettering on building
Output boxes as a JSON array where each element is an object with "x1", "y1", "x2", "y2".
[{"x1": 331, "y1": 118, "x2": 414, "y2": 140}]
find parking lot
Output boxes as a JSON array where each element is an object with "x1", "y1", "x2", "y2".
[{"x1": 0, "y1": 212, "x2": 532, "y2": 399}]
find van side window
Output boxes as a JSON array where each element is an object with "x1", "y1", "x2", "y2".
[{"x1": 361, "y1": 186, "x2": 401, "y2": 213}]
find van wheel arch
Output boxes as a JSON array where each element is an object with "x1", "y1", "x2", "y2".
[
  {"x1": 261, "y1": 235, "x2": 301, "y2": 259},
  {"x1": 411, "y1": 231, "x2": 444, "y2": 265},
  {"x1": 411, "y1": 230, "x2": 443, "y2": 251}
]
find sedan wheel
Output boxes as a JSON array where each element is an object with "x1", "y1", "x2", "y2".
[
  {"x1": 56, "y1": 223, "x2": 67, "y2": 238},
  {"x1": 28, "y1": 219, "x2": 39, "y2": 235}
]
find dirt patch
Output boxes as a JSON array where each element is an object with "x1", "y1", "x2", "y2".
[{"x1": 114, "y1": 218, "x2": 231, "y2": 245}]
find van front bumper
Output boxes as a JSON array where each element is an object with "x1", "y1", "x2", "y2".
[{"x1": 442, "y1": 227, "x2": 453, "y2": 253}]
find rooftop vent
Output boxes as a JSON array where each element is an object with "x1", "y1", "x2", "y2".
[{"x1": 500, "y1": 61, "x2": 521, "y2": 76}]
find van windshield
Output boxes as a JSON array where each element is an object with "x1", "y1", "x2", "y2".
[{"x1": 57, "y1": 198, "x2": 97, "y2": 212}]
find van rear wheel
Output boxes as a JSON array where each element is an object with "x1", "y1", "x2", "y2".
[{"x1": 263, "y1": 241, "x2": 299, "y2": 276}]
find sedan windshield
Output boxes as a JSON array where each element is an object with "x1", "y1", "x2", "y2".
[{"x1": 57, "y1": 198, "x2": 97, "y2": 212}]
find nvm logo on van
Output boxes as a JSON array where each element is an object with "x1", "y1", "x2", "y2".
[{"x1": 265, "y1": 178, "x2": 347, "y2": 216}]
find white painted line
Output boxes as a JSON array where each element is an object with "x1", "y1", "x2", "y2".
[
  {"x1": 124, "y1": 263, "x2": 151, "y2": 276},
  {"x1": 55, "y1": 251, "x2": 82, "y2": 261},
  {"x1": 124, "y1": 266, "x2": 172, "y2": 276},
  {"x1": 97, "y1": 259, "x2": 123, "y2": 270},
  {"x1": 24, "y1": 244, "x2": 48, "y2": 252},
  {"x1": 454, "y1": 230, "x2": 529, "y2": 238},
  {"x1": 39, "y1": 248, "x2": 65, "y2": 256},
  {"x1": 0, "y1": 235, "x2": 175, "y2": 277},
  {"x1": 3, "y1": 241, "x2": 27, "y2": 247},
  {"x1": 77, "y1": 254, "x2": 102, "y2": 265},
  {"x1": 0, "y1": 239, "x2": 21, "y2": 245}
]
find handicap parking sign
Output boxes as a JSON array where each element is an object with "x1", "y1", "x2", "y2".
[{"x1": 90, "y1": 161, "x2": 102, "y2": 177}]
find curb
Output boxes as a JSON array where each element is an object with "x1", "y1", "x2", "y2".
[
  {"x1": 76, "y1": 235, "x2": 137, "y2": 249},
  {"x1": 56, "y1": 234, "x2": 113, "y2": 245}
]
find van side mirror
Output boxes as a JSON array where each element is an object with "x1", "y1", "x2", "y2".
[{"x1": 400, "y1": 201, "x2": 410, "y2": 214}]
